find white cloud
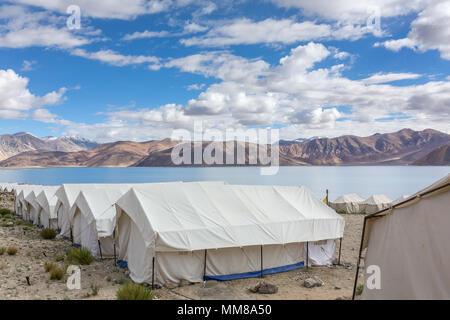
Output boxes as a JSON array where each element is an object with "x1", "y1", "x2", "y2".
[
  {"x1": 122, "y1": 30, "x2": 171, "y2": 40},
  {"x1": 12, "y1": 0, "x2": 172, "y2": 20},
  {"x1": 374, "y1": 1, "x2": 450, "y2": 60},
  {"x1": 186, "y1": 83, "x2": 205, "y2": 90},
  {"x1": 269, "y1": 0, "x2": 428, "y2": 23},
  {"x1": 0, "y1": 5, "x2": 92, "y2": 49},
  {"x1": 362, "y1": 72, "x2": 422, "y2": 84},
  {"x1": 71, "y1": 48, "x2": 161, "y2": 68},
  {"x1": 181, "y1": 18, "x2": 378, "y2": 47},
  {"x1": 0, "y1": 69, "x2": 66, "y2": 119}
]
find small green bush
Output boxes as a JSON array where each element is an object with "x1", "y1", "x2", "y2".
[
  {"x1": 67, "y1": 247, "x2": 94, "y2": 265},
  {"x1": 0, "y1": 247, "x2": 5, "y2": 255},
  {"x1": 0, "y1": 209, "x2": 12, "y2": 216},
  {"x1": 3, "y1": 214, "x2": 13, "y2": 220},
  {"x1": 54, "y1": 254, "x2": 65, "y2": 262},
  {"x1": 50, "y1": 267, "x2": 64, "y2": 280},
  {"x1": 7, "y1": 246, "x2": 18, "y2": 255},
  {"x1": 91, "y1": 283, "x2": 100, "y2": 296},
  {"x1": 22, "y1": 222, "x2": 33, "y2": 228},
  {"x1": 116, "y1": 283, "x2": 154, "y2": 300},
  {"x1": 356, "y1": 284, "x2": 364, "y2": 296},
  {"x1": 40, "y1": 228, "x2": 57, "y2": 240},
  {"x1": 44, "y1": 262, "x2": 56, "y2": 273}
]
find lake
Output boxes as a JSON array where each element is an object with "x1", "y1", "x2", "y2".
[{"x1": 0, "y1": 166, "x2": 448, "y2": 201}]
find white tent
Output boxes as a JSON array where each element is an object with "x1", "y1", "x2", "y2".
[
  {"x1": 36, "y1": 186, "x2": 60, "y2": 229},
  {"x1": 24, "y1": 187, "x2": 43, "y2": 225},
  {"x1": 359, "y1": 174, "x2": 450, "y2": 300},
  {"x1": 360, "y1": 194, "x2": 393, "y2": 214},
  {"x1": 14, "y1": 185, "x2": 27, "y2": 216},
  {"x1": 114, "y1": 182, "x2": 345, "y2": 286},
  {"x1": 330, "y1": 193, "x2": 365, "y2": 214},
  {"x1": 392, "y1": 194, "x2": 410, "y2": 206},
  {"x1": 16, "y1": 185, "x2": 42, "y2": 221},
  {"x1": 55, "y1": 184, "x2": 100, "y2": 237},
  {"x1": 0, "y1": 183, "x2": 17, "y2": 193},
  {"x1": 69, "y1": 184, "x2": 133, "y2": 257}
]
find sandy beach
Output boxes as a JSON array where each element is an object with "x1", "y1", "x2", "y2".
[{"x1": 0, "y1": 194, "x2": 364, "y2": 300}]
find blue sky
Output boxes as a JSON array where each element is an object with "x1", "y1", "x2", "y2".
[{"x1": 0, "y1": 0, "x2": 449, "y2": 142}]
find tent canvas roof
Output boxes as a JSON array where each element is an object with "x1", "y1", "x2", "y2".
[
  {"x1": 361, "y1": 194, "x2": 393, "y2": 205},
  {"x1": 333, "y1": 193, "x2": 364, "y2": 203},
  {"x1": 116, "y1": 182, "x2": 345, "y2": 252}
]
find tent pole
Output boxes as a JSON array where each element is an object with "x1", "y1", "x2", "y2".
[
  {"x1": 352, "y1": 216, "x2": 367, "y2": 300},
  {"x1": 152, "y1": 256, "x2": 155, "y2": 290},
  {"x1": 113, "y1": 230, "x2": 117, "y2": 265},
  {"x1": 338, "y1": 238, "x2": 343, "y2": 265},
  {"x1": 98, "y1": 240, "x2": 103, "y2": 260},
  {"x1": 260, "y1": 245, "x2": 264, "y2": 279},
  {"x1": 306, "y1": 242, "x2": 309, "y2": 269},
  {"x1": 203, "y1": 250, "x2": 207, "y2": 281},
  {"x1": 326, "y1": 189, "x2": 329, "y2": 206}
]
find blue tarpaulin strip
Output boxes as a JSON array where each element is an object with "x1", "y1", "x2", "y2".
[
  {"x1": 204, "y1": 261, "x2": 304, "y2": 281},
  {"x1": 116, "y1": 260, "x2": 128, "y2": 269}
]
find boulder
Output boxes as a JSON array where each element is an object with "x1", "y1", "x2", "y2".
[
  {"x1": 303, "y1": 276, "x2": 324, "y2": 288},
  {"x1": 249, "y1": 281, "x2": 278, "y2": 294}
]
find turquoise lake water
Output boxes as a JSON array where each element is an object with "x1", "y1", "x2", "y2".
[{"x1": 0, "y1": 166, "x2": 448, "y2": 201}]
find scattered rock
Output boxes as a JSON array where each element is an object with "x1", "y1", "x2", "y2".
[
  {"x1": 164, "y1": 282, "x2": 178, "y2": 290},
  {"x1": 303, "y1": 276, "x2": 324, "y2": 288},
  {"x1": 249, "y1": 281, "x2": 278, "y2": 294},
  {"x1": 6, "y1": 222, "x2": 13, "y2": 227}
]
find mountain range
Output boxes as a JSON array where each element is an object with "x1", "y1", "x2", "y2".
[{"x1": 0, "y1": 128, "x2": 448, "y2": 167}]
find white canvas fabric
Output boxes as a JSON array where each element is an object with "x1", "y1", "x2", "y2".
[
  {"x1": 360, "y1": 194, "x2": 393, "y2": 214},
  {"x1": 115, "y1": 182, "x2": 345, "y2": 285},
  {"x1": 36, "y1": 187, "x2": 60, "y2": 229},
  {"x1": 330, "y1": 193, "x2": 365, "y2": 214},
  {"x1": 24, "y1": 187, "x2": 43, "y2": 225},
  {"x1": 16, "y1": 186, "x2": 42, "y2": 221},
  {"x1": 392, "y1": 195, "x2": 410, "y2": 206},
  {"x1": 361, "y1": 174, "x2": 450, "y2": 300},
  {"x1": 0, "y1": 183, "x2": 17, "y2": 193},
  {"x1": 69, "y1": 184, "x2": 133, "y2": 257},
  {"x1": 55, "y1": 184, "x2": 99, "y2": 237}
]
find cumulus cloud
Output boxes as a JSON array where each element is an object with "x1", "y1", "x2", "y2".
[
  {"x1": 362, "y1": 72, "x2": 422, "y2": 84},
  {"x1": 0, "y1": 5, "x2": 93, "y2": 49},
  {"x1": 181, "y1": 18, "x2": 380, "y2": 47},
  {"x1": 71, "y1": 48, "x2": 161, "y2": 68},
  {"x1": 0, "y1": 69, "x2": 66, "y2": 119},
  {"x1": 374, "y1": 1, "x2": 450, "y2": 60}
]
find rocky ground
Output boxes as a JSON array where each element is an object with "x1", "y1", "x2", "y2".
[{"x1": 0, "y1": 192, "x2": 364, "y2": 300}]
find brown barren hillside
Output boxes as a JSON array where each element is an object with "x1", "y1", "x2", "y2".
[
  {"x1": 0, "y1": 139, "x2": 179, "y2": 167},
  {"x1": 413, "y1": 144, "x2": 450, "y2": 165},
  {"x1": 0, "y1": 129, "x2": 449, "y2": 167},
  {"x1": 278, "y1": 128, "x2": 450, "y2": 165}
]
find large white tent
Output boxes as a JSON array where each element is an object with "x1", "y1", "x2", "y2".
[
  {"x1": 330, "y1": 193, "x2": 365, "y2": 214},
  {"x1": 0, "y1": 183, "x2": 17, "y2": 193},
  {"x1": 24, "y1": 186, "x2": 43, "y2": 225},
  {"x1": 36, "y1": 186, "x2": 60, "y2": 229},
  {"x1": 114, "y1": 182, "x2": 345, "y2": 286},
  {"x1": 360, "y1": 194, "x2": 393, "y2": 214},
  {"x1": 16, "y1": 185, "x2": 42, "y2": 221},
  {"x1": 55, "y1": 184, "x2": 100, "y2": 237},
  {"x1": 69, "y1": 184, "x2": 134, "y2": 257},
  {"x1": 358, "y1": 174, "x2": 450, "y2": 300}
]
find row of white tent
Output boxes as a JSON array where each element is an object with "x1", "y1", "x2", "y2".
[
  {"x1": 330, "y1": 193, "x2": 397, "y2": 214},
  {"x1": 0, "y1": 181, "x2": 345, "y2": 286}
]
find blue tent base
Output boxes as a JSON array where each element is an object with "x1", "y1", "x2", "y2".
[
  {"x1": 116, "y1": 260, "x2": 128, "y2": 269},
  {"x1": 71, "y1": 243, "x2": 81, "y2": 248},
  {"x1": 204, "y1": 261, "x2": 305, "y2": 281}
]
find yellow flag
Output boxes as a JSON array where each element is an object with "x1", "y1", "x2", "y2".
[{"x1": 323, "y1": 197, "x2": 328, "y2": 204}]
